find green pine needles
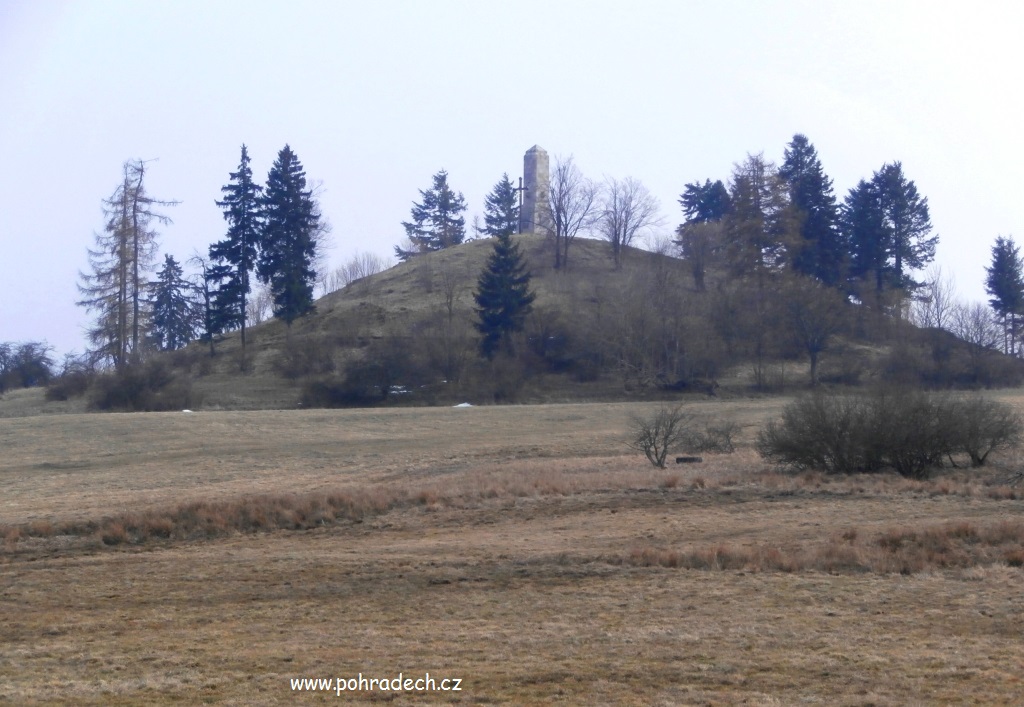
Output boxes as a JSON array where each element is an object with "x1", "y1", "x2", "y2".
[{"x1": 473, "y1": 232, "x2": 536, "y2": 359}]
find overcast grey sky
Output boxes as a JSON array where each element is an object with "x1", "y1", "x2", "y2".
[{"x1": 2, "y1": 0, "x2": 1021, "y2": 357}]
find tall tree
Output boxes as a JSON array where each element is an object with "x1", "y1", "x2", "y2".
[
  {"x1": 149, "y1": 254, "x2": 196, "y2": 351},
  {"x1": 723, "y1": 153, "x2": 796, "y2": 277},
  {"x1": 546, "y1": 155, "x2": 600, "y2": 270},
  {"x1": 873, "y1": 162, "x2": 936, "y2": 292},
  {"x1": 779, "y1": 134, "x2": 844, "y2": 286},
  {"x1": 395, "y1": 170, "x2": 467, "y2": 260},
  {"x1": 598, "y1": 176, "x2": 661, "y2": 268},
  {"x1": 210, "y1": 145, "x2": 262, "y2": 350},
  {"x1": 678, "y1": 179, "x2": 730, "y2": 224},
  {"x1": 479, "y1": 173, "x2": 520, "y2": 238},
  {"x1": 77, "y1": 159, "x2": 176, "y2": 368},
  {"x1": 474, "y1": 232, "x2": 536, "y2": 359},
  {"x1": 257, "y1": 145, "x2": 320, "y2": 327},
  {"x1": 843, "y1": 162, "x2": 936, "y2": 308},
  {"x1": 984, "y1": 235, "x2": 1024, "y2": 355},
  {"x1": 675, "y1": 179, "x2": 730, "y2": 291}
]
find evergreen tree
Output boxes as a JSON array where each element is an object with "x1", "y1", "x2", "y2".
[
  {"x1": 479, "y1": 173, "x2": 520, "y2": 238},
  {"x1": 678, "y1": 179, "x2": 730, "y2": 224},
  {"x1": 474, "y1": 232, "x2": 536, "y2": 359},
  {"x1": 675, "y1": 179, "x2": 730, "y2": 291},
  {"x1": 210, "y1": 145, "x2": 262, "y2": 349},
  {"x1": 985, "y1": 235, "x2": 1024, "y2": 355},
  {"x1": 77, "y1": 159, "x2": 176, "y2": 368},
  {"x1": 873, "y1": 162, "x2": 936, "y2": 292},
  {"x1": 150, "y1": 254, "x2": 196, "y2": 351},
  {"x1": 257, "y1": 145, "x2": 320, "y2": 326},
  {"x1": 843, "y1": 162, "x2": 936, "y2": 305},
  {"x1": 779, "y1": 134, "x2": 844, "y2": 286},
  {"x1": 395, "y1": 170, "x2": 467, "y2": 260}
]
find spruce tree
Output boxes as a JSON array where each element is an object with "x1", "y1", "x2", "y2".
[
  {"x1": 257, "y1": 145, "x2": 319, "y2": 326},
  {"x1": 395, "y1": 170, "x2": 467, "y2": 260},
  {"x1": 150, "y1": 254, "x2": 196, "y2": 351},
  {"x1": 210, "y1": 145, "x2": 262, "y2": 349},
  {"x1": 479, "y1": 173, "x2": 520, "y2": 238},
  {"x1": 474, "y1": 232, "x2": 536, "y2": 359},
  {"x1": 842, "y1": 162, "x2": 935, "y2": 305},
  {"x1": 985, "y1": 235, "x2": 1024, "y2": 354},
  {"x1": 779, "y1": 134, "x2": 844, "y2": 286}
]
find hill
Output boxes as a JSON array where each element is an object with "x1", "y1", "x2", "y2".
[{"x1": 8, "y1": 233, "x2": 1024, "y2": 415}]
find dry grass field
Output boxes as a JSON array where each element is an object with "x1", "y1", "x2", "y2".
[{"x1": 2, "y1": 397, "x2": 1024, "y2": 705}]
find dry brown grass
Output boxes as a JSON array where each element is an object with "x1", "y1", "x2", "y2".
[{"x1": 3, "y1": 399, "x2": 1024, "y2": 704}]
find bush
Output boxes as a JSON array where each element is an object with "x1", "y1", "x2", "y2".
[
  {"x1": 89, "y1": 359, "x2": 196, "y2": 411},
  {"x1": 757, "y1": 389, "x2": 1024, "y2": 478},
  {"x1": 950, "y1": 395, "x2": 1023, "y2": 467},
  {"x1": 629, "y1": 404, "x2": 693, "y2": 468}
]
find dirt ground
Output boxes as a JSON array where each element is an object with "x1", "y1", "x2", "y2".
[{"x1": 2, "y1": 400, "x2": 1023, "y2": 705}]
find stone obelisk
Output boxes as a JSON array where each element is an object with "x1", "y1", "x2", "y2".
[{"x1": 519, "y1": 145, "x2": 551, "y2": 235}]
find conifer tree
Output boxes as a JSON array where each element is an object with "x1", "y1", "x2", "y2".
[
  {"x1": 257, "y1": 145, "x2": 320, "y2": 326},
  {"x1": 395, "y1": 170, "x2": 467, "y2": 260},
  {"x1": 675, "y1": 179, "x2": 730, "y2": 291},
  {"x1": 479, "y1": 173, "x2": 520, "y2": 238},
  {"x1": 779, "y1": 134, "x2": 844, "y2": 286},
  {"x1": 985, "y1": 235, "x2": 1024, "y2": 355},
  {"x1": 77, "y1": 159, "x2": 176, "y2": 368},
  {"x1": 150, "y1": 254, "x2": 196, "y2": 351},
  {"x1": 210, "y1": 145, "x2": 262, "y2": 349},
  {"x1": 843, "y1": 162, "x2": 935, "y2": 306},
  {"x1": 474, "y1": 232, "x2": 536, "y2": 359}
]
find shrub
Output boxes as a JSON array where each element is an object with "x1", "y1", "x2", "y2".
[
  {"x1": 949, "y1": 395, "x2": 1023, "y2": 467},
  {"x1": 89, "y1": 359, "x2": 195, "y2": 411},
  {"x1": 757, "y1": 389, "x2": 1023, "y2": 479},
  {"x1": 628, "y1": 405, "x2": 694, "y2": 468}
]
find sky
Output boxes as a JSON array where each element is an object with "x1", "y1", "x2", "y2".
[{"x1": 2, "y1": 0, "x2": 1022, "y2": 357}]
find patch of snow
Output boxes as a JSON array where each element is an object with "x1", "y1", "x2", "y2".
[{"x1": 453, "y1": 402, "x2": 473, "y2": 408}]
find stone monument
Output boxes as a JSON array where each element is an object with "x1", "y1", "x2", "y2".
[{"x1": 519, "y1": 145, "x2": 551, "y2": 235}]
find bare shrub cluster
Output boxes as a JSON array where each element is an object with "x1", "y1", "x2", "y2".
[
  {"x1": 88, "y1": 358, "x2": 197, "y2": 411},
  {"x1": 625, "y1": 520, "x2": 1024, "y2": 575},
  {"x1": 757, "y1": 389, "x2": 1023, "y2": 478},
  {"x1": 628, "y1": 405, "x2": 736, "y2": 468}
]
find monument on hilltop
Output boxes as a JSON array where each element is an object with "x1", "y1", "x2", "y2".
[{"x1": 519, "y1": 145, "x2": 551, "y2": 235}]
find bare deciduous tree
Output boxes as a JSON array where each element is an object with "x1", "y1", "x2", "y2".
[
  {"x1": 911, "y1": 265, "x2": 958, "y2": 330},
  {"x1": 628, "y1": 404, "x2": 693, "y2": 468},
  {"x1": 599, "y1": 176, "x2": 662, "y2": 268},
  {"x1": 545, "y1": 155, "x2": 599, "y2": 270}
]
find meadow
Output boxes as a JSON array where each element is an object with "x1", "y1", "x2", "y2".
[{"x1": 2, "y1": 397, "x2": 1023, "y2": 705}]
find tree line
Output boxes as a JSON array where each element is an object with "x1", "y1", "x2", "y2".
[{"x1": 76, "y1": 145, "x2": 326, "y2": 369}]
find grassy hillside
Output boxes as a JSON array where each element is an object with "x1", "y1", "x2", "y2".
[{"x1": 7, "y1": 233, "x2": 1022, "y2": 416}]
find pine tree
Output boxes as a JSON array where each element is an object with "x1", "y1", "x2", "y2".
[
  {"x1": 257, "y1": 145, "x2": 320, "y2": 326},
  {"x1": 675, "y1": 179, "x2": 730, "y2": 291},
  {"x1": 985, "y1": 235, "x2": 1024, "y2": 355},
  {"x1": 77, "y1": 159, "x2": 176, "y2": 368},
  {"x1": 873, "y1": 162, "x2": 936, "y2": 292},
  {"x1": 210, "y1": 145, "x2": 262, "y2": 349},
  {"x1": 479, "y1": 173, "x2": 520, "y2": 238},
  {"x1": 395, "y1": 170, "x2": 467, "y2": 260},
  {"x1": 678, "y1": 179, "x2": 730, "y2": 224},
  {"x1": 474, "y1": 232, "x2": 536, "y2": 359},
  {"x1": 150, "y1": 254, "x2": 196, "y2": 351},
  {"x1": 843, "y1": 162, "x2": 936, "y2": 306},
  {"x1": 779, "y1": 134, "x2": 844, "y2": 286}
]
